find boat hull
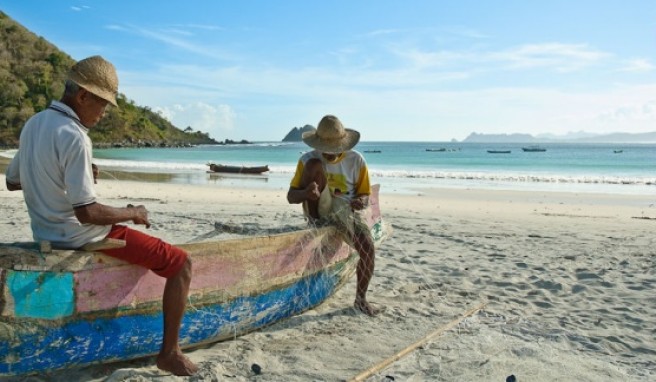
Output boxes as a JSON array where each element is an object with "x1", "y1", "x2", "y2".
[
  {"x1": 208, "y1": 164, "x2": 269, "y2": 174},
  {"x1": 0, "y1": 257, "x2": 355, "y2": 375},
  {"x1": 521, "y1": 146, "x2": 546, "y2": 152}
]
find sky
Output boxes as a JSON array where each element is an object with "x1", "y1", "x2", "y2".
[{"x1": 1, "y1": 1, "x2": 656, "y2": 142}]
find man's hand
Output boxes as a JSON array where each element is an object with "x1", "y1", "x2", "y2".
[
  {"x1": 128, "y1": 204, "x2": 151, "y2": 228},
  {"x1": 6, "y1": 181, "x2": 22, "y2": 191},
  {"x1": 305, "y1": 182, "x2": 321, "y2": 201},
  {"x1": 350, "y1": 195, "x2": 369, "y2": 211}
]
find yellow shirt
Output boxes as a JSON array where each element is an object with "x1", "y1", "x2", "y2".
[{"x1": 290, "y1": 150, "x2": 371, "y2": 199}]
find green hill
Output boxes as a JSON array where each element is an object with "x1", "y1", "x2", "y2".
[{"x1": 0, "y1": 11, "x2": 217, "y2": 147}]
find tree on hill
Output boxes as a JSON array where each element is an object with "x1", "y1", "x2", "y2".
[{"x1": 0, "y1": 11, "x2": 217, "y2": 147}]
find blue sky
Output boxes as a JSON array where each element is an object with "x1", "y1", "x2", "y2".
[{"x1": 2, "y1": 1, "x2": 655, "y2": 142}]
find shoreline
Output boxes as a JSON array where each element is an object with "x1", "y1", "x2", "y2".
[
  {"x1": 3, "y1": 150, "x2": 656, "y2": 196},
  {"x1": 1, "y1": 168, "x2": 655, "y2": 380}
]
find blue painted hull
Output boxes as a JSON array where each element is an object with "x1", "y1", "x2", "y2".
[{"x1": 0, "y1": 257, "x2": 355, "y2": 376}]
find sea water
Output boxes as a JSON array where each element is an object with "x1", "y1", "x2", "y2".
[{"x1": 86, "y1": 141, "x2": 656, "y2": 195}]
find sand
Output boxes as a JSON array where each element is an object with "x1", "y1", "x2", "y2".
[{"x1": 1, "y1": 174, "x2": 655, "y2": 381}]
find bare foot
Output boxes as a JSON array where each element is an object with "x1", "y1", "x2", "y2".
[
  {"x1": 156, "y1": 349, "x2": 198, "y2": 376},
  {"x1": 354, "y1": 298, "x2": 382, "y2": 316}
]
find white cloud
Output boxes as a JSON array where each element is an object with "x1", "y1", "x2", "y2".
[
  {"x1": 489, "y1": 43, "x2": 608, "y2": 72},
  {"x1": 595, "y1": 100, "x2": 656, "y2": 123},
  {"x1": 107, "y1": 24, "x2": 238, "y2": 61},
  {"x1": 70, "y1": 5, "x2": 90, "y2": 12},
  {"x1": 365, "y1": 29, "x2": 401, "y2": 38},
  {"x1": 618, "y1": 58, "x2": 654, "y2": 73},
  {"x1": 387, "y1": 42, "x2": 608, "y2": 75},
  {"x1": 392, "y1": 47, "x2": 466, "y2": 69},
  {"x1": 153, "y1": 102, "x2": 236, "y2": 139},
  {"x1": 106, "y1": 24, "x2": 128, "y2": 32}
]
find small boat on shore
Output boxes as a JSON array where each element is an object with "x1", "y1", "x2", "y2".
[
  {"x1": 207, "y1": 163, "x2": 269, "y2": 174},
  {"x1": 0, "y1": 186, "x2": 388, "y2": 376},
  {"x1": 487, "y1": 150, "x2": 511, "y2": 154},
  {"x1": 522, "y1": 145, "x2": 547, "y2": 152}
]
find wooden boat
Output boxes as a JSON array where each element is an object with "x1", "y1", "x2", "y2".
[
  {"x1": 487, "y1": 150, "x2": 511, "y2": 154},
  {"x1": 0, "y1": 186, "x2": 388, "y2": 376},
  {"x1": 521, "y1": 145, "x2": 546, "y2": 152},
  {"x1": 207, "y1": 163, "x2": 269, "y2": 174}
]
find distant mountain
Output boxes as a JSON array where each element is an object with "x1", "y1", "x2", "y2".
[
  {"x1": 282, "y1": 124, "x2": 315, "y2": 142},
  {"x1": 0, "y1": 11, "x2": 217, "y2": 148},
  {"x1": 462, "y1": 133, "x2": 537, "y2": 143},
  {"x1": 462, "y1": 131, "x2": 656, "y2": 143}
]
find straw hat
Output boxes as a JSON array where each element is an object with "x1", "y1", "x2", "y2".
[
  {"x1": 67, "y1": 55, "x2": 119, "y2": 106},
  {"x1": 302, "y1": 115, "x2": 360, "y2": 152}
]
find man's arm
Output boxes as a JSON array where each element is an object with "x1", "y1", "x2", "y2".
[
  {"x1": 351, "y1": 162, "x2": 371, "y2": 210},
  {"x1": 6, "y1": 153, "x2": 21, "y2": 191},
  {"x1": 74, "y1": 202, "x2": 151, "y2": 228}
]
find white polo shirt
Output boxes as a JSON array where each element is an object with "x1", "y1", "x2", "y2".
[{"x1": 6, "y1": 101, "x2": 111, "y2": 249}]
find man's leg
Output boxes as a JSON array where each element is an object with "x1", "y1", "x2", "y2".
[
  {"x1": 156, "y1": 256, "x2": 198, "y2": 375},
  {"x1": 352, "y1": 230, "x2": 381, "y2": 316},
  {"x1": 100, "y1": 226, "x2": 198, "y2": 375},
  {"x1": 300, "y1": 158, "x2": 326, "y2": 219}
]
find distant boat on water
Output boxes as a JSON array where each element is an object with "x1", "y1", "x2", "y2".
[
  {"x1": 487, "y1": 150, "x2": 511, "y2": 154},
  {"x1": 613, "y1": 150, "x2": 623, "y2": 154},
  {"x1": 522, "y1": 145, "x2": 547, "y2": 152},
  {"x1": 426, "y1": 148, "x2": 461, "y2": 152},
  {"x1": 363, "y1": 150, "x2": 382, "y2": 153},
  {"x1": 207, "y1": 163, "x2": 269, "y2": 174}
]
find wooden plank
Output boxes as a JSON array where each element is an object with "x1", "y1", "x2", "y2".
[
  {"x1": 81, "y1": 238, "x2": 127, "y2": 251},
  {"x1": 349, "y1": 302, "x2": 487, "y2": 382}
]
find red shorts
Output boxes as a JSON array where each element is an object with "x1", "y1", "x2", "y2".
[{"x1": 100, "y1": 225, "x2": 188, "y2": 278}]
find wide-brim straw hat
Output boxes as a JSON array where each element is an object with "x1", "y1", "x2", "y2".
[
  {"x1": 302, "y1": 115, "x2": 360, "y2": 152},
  {"x1": 67, "y1": 55, "x2": 119, "y2": 107}
]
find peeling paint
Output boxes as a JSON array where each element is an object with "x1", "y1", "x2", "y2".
[{"x1": 7, "y1": 271, "x2": 74, "y2": 319}]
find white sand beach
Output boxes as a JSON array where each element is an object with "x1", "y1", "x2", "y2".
[{"x1": 1, "y1": 174, "x2": 655, "y2": 381}]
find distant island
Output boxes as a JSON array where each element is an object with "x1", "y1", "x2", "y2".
[
  {"x1": 462, "y1": 131, "x2": 656, "y2": 144},
  {"x1": 282, "y1": 125, "x2": 315, "y2": 142}
]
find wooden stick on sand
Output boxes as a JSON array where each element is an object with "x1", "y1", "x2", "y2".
[{"x1": 349, "y1": 301, "x2": 487, "y2": 382}]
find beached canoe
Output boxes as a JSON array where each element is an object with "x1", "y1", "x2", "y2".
[
  {"x1": 0, "y1": 186, "x2": 387, "y2": 376},
  {"x1": 207, "y1": 163, "x2": 269, "y2": 174}
]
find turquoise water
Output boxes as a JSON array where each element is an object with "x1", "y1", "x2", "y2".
[{"x1": 89, "y1": 141, "x2": 656, "y2": 195}]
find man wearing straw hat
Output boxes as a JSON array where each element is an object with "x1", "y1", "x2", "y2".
[
  {"x1": 6, "y1": 56, "x2": 198, "y2": 376},
  {"x1": 287, "y1": 114, "x2": 381, "y2": 316}
]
